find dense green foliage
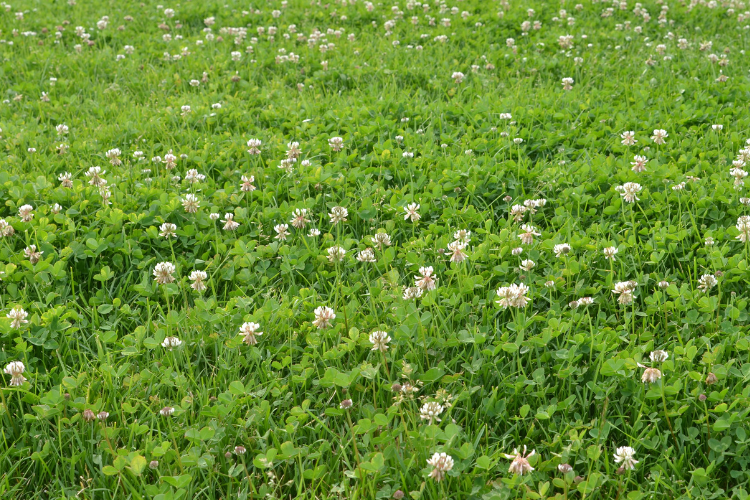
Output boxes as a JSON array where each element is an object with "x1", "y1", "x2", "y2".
[{"x1": 1, "y1": 0, "x2": 750, "y2": 498}]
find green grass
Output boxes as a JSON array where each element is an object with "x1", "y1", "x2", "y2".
[{"x1": 1, "y1": 0, "x2": 750, "y2": 498}]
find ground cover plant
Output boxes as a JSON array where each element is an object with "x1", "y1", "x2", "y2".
[{"x1": 1, "y1": 0, "x2": 750, "y2": 498}]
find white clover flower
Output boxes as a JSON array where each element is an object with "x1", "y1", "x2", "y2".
[
  {"x1": 369, "y1": 330, "x2": 391, "y2": 351},
  {"x1": 371, "y1": 232, "x2": 392, "y2": 249},
  {"x1": 86, "y1": 167, "x2": 106, "y2": 187},
  {"x1": 621, "y1": 131, "x2": 637, "y2": 145},
  {"x1": 312, "y1": 306, "x2": 335, "y2": 329},
  {"x1": 59, "y1": 172, "x2": 74, "y2": 188},
  {"x1": 518, "y1": 224, "x2": 540, "y2": 245},
  {"x1": 731, "y1": 168, "x2": 748, "y2": 190},
  {"x1": 519, "y1": 259, "x2": 535, "y2": 271},
  {"x1": 578, "y1": 297, "x2": 595, "y2": 306},
  {"x1": 553, "y1": 243, "x2": 572, "y2": 258},
  {"x1": 612, "y1": 281, "x2": 637, "y2": 305},
  {"x1": 415, "y1": 266, "x2": 437, "y2": 291},
  {"x1": 184, "y1": 169, "x2": 205, "y2": 184},
  {"x1": 105, "y1": 148, "x2": 122, "y2": 166},
  {"x1": 615, "y1": 182, "x2": 642, "y2": 203},
  {"x1": 159, "y1": 222, "x2": 177, "y2": 238},
  {"x1": 4, "y1": 361, "x2": 26, "y2": 386},
  {"x1": 603, "y1": 246, "x2": 618, "y2": 260},
  {"x1": 613, "y1": 446, "x2": 638, "y2": 470},
  {"x1": 453, "y1": 229, "x2": 471, "y2": 244},
  {"x1": 510, "y1": 205, "x2": 528, "y2": 222},
  {"x1": 427, "y1": 452, "x2": 454, "y2": 482},
  {"x1": 651, "y1": 129, "x2": 668, "y2": 144},
  {"x1": 404, "y1": 203, "x2": 421, "y2": 222},
  {"x1": 736, "y1": 216, "x2": 750, "y2": 242},
  {"x1": 247, "y1": 138, "x2": 262, "y2": 155},
  {"x1": 7, "y1": 307, "x2": 28, "y2": 329},
  {"x1": 161, "y1": 336, "x2": 182, "y2": 349},
  {"x1": 631, "y1": 155, "x2": 648, "y2": 173},
  {"x1": 504, "y1": 446, "x2": 535, "y2": 476},
  {"x1": 328, "y1": 206, "x2": 348, "y2": 224},
  {"x1": 327, "y1": 246, "x2": 346, "y2": 263},
  {"x1": 153, "y1": 262, "x2": 176, "y2": 284},
  {"x1": 239, "y1": 322, "x2": 263, "y2": 345},
  {"x1": 284, "y1": 209, "x2": 309, "y2": 230},
  {"x1": 181, "y1": 194, "x2": 200, "y2": 213},
  {"x1": 222, "y1": 213, "x2": 240, "y2": 231},
  {"x1": 496, "y1": 283, "x2": 530, "y2": 309},
  {"x1": 24, "y1": 245, "x2": 43, "y2": 264},
  {"x1": 189, "y1": 270, "x2": 207, "y2": 292},
  {"x1": 419, "y1": 401, "x2": 444, "y2": 424},
  {"x1": 650, "y1": 350, "x2": 668, "y2": 362},
  {"x1": 274, "y1": 224, "x2": 290, "y2": 241},
  {"x1": 447, "y1": 241, "x2": 467, "y2": 263},
  {"x1": 18, "y1": 204, "x2": 34, "y2": 222},
  {"x1": 356, "y1": 248, "x2": 376, "y2": 263},
  {"x1": 639, "y1": 364, "x2": 662, "y2": 383},
  {"x1": 697, "y1": 274, "x2": 717, "y2": 293}
]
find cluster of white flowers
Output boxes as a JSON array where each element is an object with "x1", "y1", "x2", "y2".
[{"x1": 496, "y1": 283, "x2": 530, "y2": 309}]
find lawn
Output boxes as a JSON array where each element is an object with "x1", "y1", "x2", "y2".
[{"x1": 1, "y1": 0, "x2": 749, "y2": 498}]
